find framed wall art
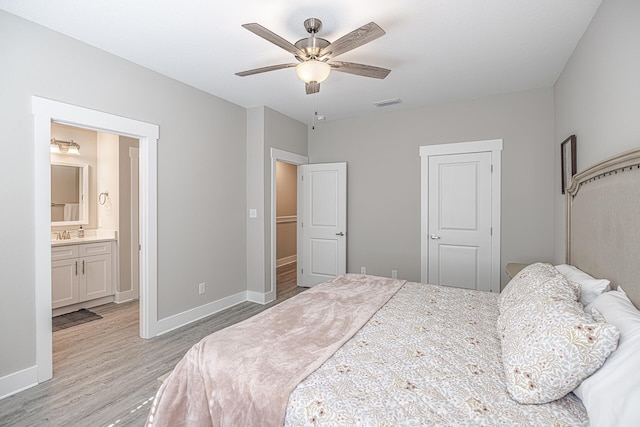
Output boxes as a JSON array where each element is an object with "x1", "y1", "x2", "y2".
[{"x1": 561, "y1": 135, "x2": 577, "y2": 194}]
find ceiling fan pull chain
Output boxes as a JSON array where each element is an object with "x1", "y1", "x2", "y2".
[{"x1": 312, "y1": 97, "x2": 316, "y2": 130}]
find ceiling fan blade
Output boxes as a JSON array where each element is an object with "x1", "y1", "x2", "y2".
[
  {"x1": 242, "y1": 23, "x2": 309, "y2": 59},
  {"x1": 305, "y1": 82, "x2": 320, "y2": 95},
  {"x1": 319, "y1": 22, "x2": 385, "y2": 59},
  {"x1": 235, "y1": 63, "x2": 297, "y2": 77},
  {"x1": 329, "y1": 61, "x2": 391, "y2": 79}
]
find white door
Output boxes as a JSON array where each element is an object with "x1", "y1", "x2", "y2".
[
  {"x1": 428, "y1": 152, "x2": 492, "y2": 291},
  {"x1": 299, "y1": 162, "x2": 347, "y2": 286}
]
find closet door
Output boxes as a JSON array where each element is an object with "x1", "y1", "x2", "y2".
[
  {"x1": 427, "y1": 152, "x2": 492, "y2": 291},
  {"x1": 299, "y1": 162, "x2": 347, "y2": 287}
]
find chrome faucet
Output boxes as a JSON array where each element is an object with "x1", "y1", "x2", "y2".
[{"x1": 55, "y1": 230, "x2": 71, "y2": 240}]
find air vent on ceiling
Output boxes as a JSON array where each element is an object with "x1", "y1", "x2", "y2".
[{"x1": 373, "y1": 98, "x2": 402, "y2": 107}]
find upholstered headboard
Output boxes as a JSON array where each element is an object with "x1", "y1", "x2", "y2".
[{"x1": 566, "y1": 148, "x2": 640, "y2": 308}]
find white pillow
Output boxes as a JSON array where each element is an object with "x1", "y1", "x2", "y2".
[
  {"x1": 555, "y1": 264, "x2": 610, "y2": 306},
  {"x1": 576, "y1": 290, "x2": 640, "y2": 427}
]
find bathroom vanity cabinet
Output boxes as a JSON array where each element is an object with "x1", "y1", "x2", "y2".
[{"x1": 51, "y1": 241, "x2": 115, "y2": 311}]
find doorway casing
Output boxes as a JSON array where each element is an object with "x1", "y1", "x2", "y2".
[
  {"x1": 32, "y1": 96, "x2": 159, "y2": 384},
  {"x1": 269, "y1": 148, "x2": 308, "y2": 302}
]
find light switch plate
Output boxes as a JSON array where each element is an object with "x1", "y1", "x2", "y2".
[{"x1": 249, "y1": 209, "x2": 257, "y2": 218}]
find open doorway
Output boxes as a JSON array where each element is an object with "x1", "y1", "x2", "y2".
[
  {"x1": 269, "y1": 149, "x2": 308, "y2": 301},
  {"x1": 50, "y1": 123, "x2": 141, "y2": 376},
  {"x1": 33, "y1": 96, "x2": 158, "y2": 384},
  {"x1": 50, "y1": 123, "x2": 140, "y2": 309},
  {"x1": 275, "y1": 161, "x2": 298, "y2": 298}
]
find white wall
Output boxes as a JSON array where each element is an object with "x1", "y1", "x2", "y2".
[
  {"x1": 0, "y1": 10, "x2": 246, "y2": 380},
  {"x1": 553, "y1": 0, "x2": 640, "y2": 262},
  {"x1": 96, "y1": 132, "x2": 120, "y2": 232},
  {"x1": 309, "y1": 88, "x2": 556, "y2": 285}
]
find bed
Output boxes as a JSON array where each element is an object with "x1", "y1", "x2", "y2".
[{"x1": 147, "y1": 148, "x2": 640, "y2": 427}]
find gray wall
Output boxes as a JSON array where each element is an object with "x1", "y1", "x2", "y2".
[
  {"x1": 246, "y1": 106, "x2": 307, "y2": 294},
  {"x1": 0, "y1": 11, "x2": 246, "y2": 378},
  {"x1": 553, "y1": 0, "x2": 640, "y2": 262},
  {"x1": 308, "y1": 88, "x2": 556, "y2": 284}
]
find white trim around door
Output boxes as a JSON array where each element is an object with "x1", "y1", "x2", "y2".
[
  {"x1": 269, "y1": 148, "x2": 308, "y2": 303},
  {"x1": 420, "y1": 139, "x2": 502, "y2": 293},
  {"x1": 32, "y1": 97, "x2": 159, "y2": 386}
]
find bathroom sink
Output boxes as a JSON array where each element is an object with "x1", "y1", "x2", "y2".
[{"x1": 51, "y1": 230, "x2": 117, "y2": 246}]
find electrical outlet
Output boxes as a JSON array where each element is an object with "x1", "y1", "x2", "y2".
[
  {"x1": 391, "y1": 270, "x2": 398, "y2": 279},
  {"x1": 361, "y1": 266, "x2": 366, "y2": 274},
  {"x1": 198, "y1": 283, "x2": 206, "y2": 295}
]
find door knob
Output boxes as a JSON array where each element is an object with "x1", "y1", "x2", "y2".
[
  {"x1": 429, "y1": 234, "x2": 441, "y2": 240},
  {"x1": 336, "y1": 232, "x2": 345, "y2": 236}
]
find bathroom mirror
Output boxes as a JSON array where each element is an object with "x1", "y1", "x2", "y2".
[{"x1": 51, "y1": 162, "x2": 89, "y2": 226}]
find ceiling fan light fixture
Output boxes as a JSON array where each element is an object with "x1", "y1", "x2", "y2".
[{"x1": 296, "y1": 60, "x2": 331, "y2": 84}]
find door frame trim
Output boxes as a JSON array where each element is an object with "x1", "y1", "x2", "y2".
[
  {"x1": 419, "y1": 139, "x2": 503, "y2": 292},
  {"x1": 32, "y1": 96, "x2": 159, "y2": 384},
  {"x1": 269, "y1": 149, "x2": 308, "y2": 302}
]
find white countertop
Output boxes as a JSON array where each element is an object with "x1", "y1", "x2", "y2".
[{"x1": 51, "y1": 229, "x2": 117, "y2": 246}]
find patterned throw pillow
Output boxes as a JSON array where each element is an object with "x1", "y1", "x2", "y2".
[
  {"x1": 498, "y1": 263, "x2": 581, "y2": 335},
  {"x1": 498, "y1": 265, "x2": 619, "y2": 404},
  {"x1": 499, "y1": 263, "x2": 579, "y2": 313}
]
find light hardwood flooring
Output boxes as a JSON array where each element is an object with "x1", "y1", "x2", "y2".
[
  {"x1": 0, "y1": 272, "x2": 305, "y2": 427},
  {"x1": 276, "y1": 261, "x2": 297, "y2": 297}
]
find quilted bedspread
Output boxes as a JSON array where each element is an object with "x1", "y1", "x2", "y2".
[
  {"x1": 147, "y1": 274, "x2": 405, "y2": 427},
  {"x1": 284, "y1": 282, "x2": 589, "y2": 426}
]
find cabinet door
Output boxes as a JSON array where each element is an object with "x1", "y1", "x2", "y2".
[
  {"x1": 52, "y1": 258, "x2": 79, "y2": 309},
  {"x1": 81, "y1": 254, "x2": 112, "y2": 301}
]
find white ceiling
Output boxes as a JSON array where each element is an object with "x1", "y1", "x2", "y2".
[{"x1": 0, "y1": 0, "x2": 601, "y2": 124}]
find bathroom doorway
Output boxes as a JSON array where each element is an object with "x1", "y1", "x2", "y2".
[
  {"x1": 50, "y1": 123, "x2": 140, "y2": 333},
  {"x1": 33, "y1": 96, "x2": 159, "y2": 383}
]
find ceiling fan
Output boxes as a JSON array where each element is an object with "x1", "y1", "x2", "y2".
[{"x1": 236, "y1": 18, "x2": 391, "y2": 94}]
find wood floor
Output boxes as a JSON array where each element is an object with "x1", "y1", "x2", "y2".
[
  {"x1": 0, "y1": 267, "x2": 305, "y2": 427},
  {"x1": 276, "y1": 261, "x2": 297, "y2": 297}
]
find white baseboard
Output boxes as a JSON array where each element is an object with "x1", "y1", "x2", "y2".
[
  {"x1": 0, "y1": 366, "x2": 38, "y2": 400},
  {"x1": 114, "y1": 289, "x2": 137, "y2": 303},
  {"x1": 247, "y1": 290, "x2": 276, "y2": 305},
  {"x1": 246, "y1": 290, "x2": 266, "y2": 304},
  {"x1": 276, "y1": 255, "x2": 296, "y2": 268},
  {"x1": 155, "y1": 291, "x2": 247, "y2": 336}
]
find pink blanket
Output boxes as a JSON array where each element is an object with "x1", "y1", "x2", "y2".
[{"x1": 146, "y1": 274, "x2": 405, "y2": 427}]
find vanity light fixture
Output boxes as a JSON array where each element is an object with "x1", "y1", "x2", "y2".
[{"x1": 50, "y1": 138, "x2": 81, "y2": 155}]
